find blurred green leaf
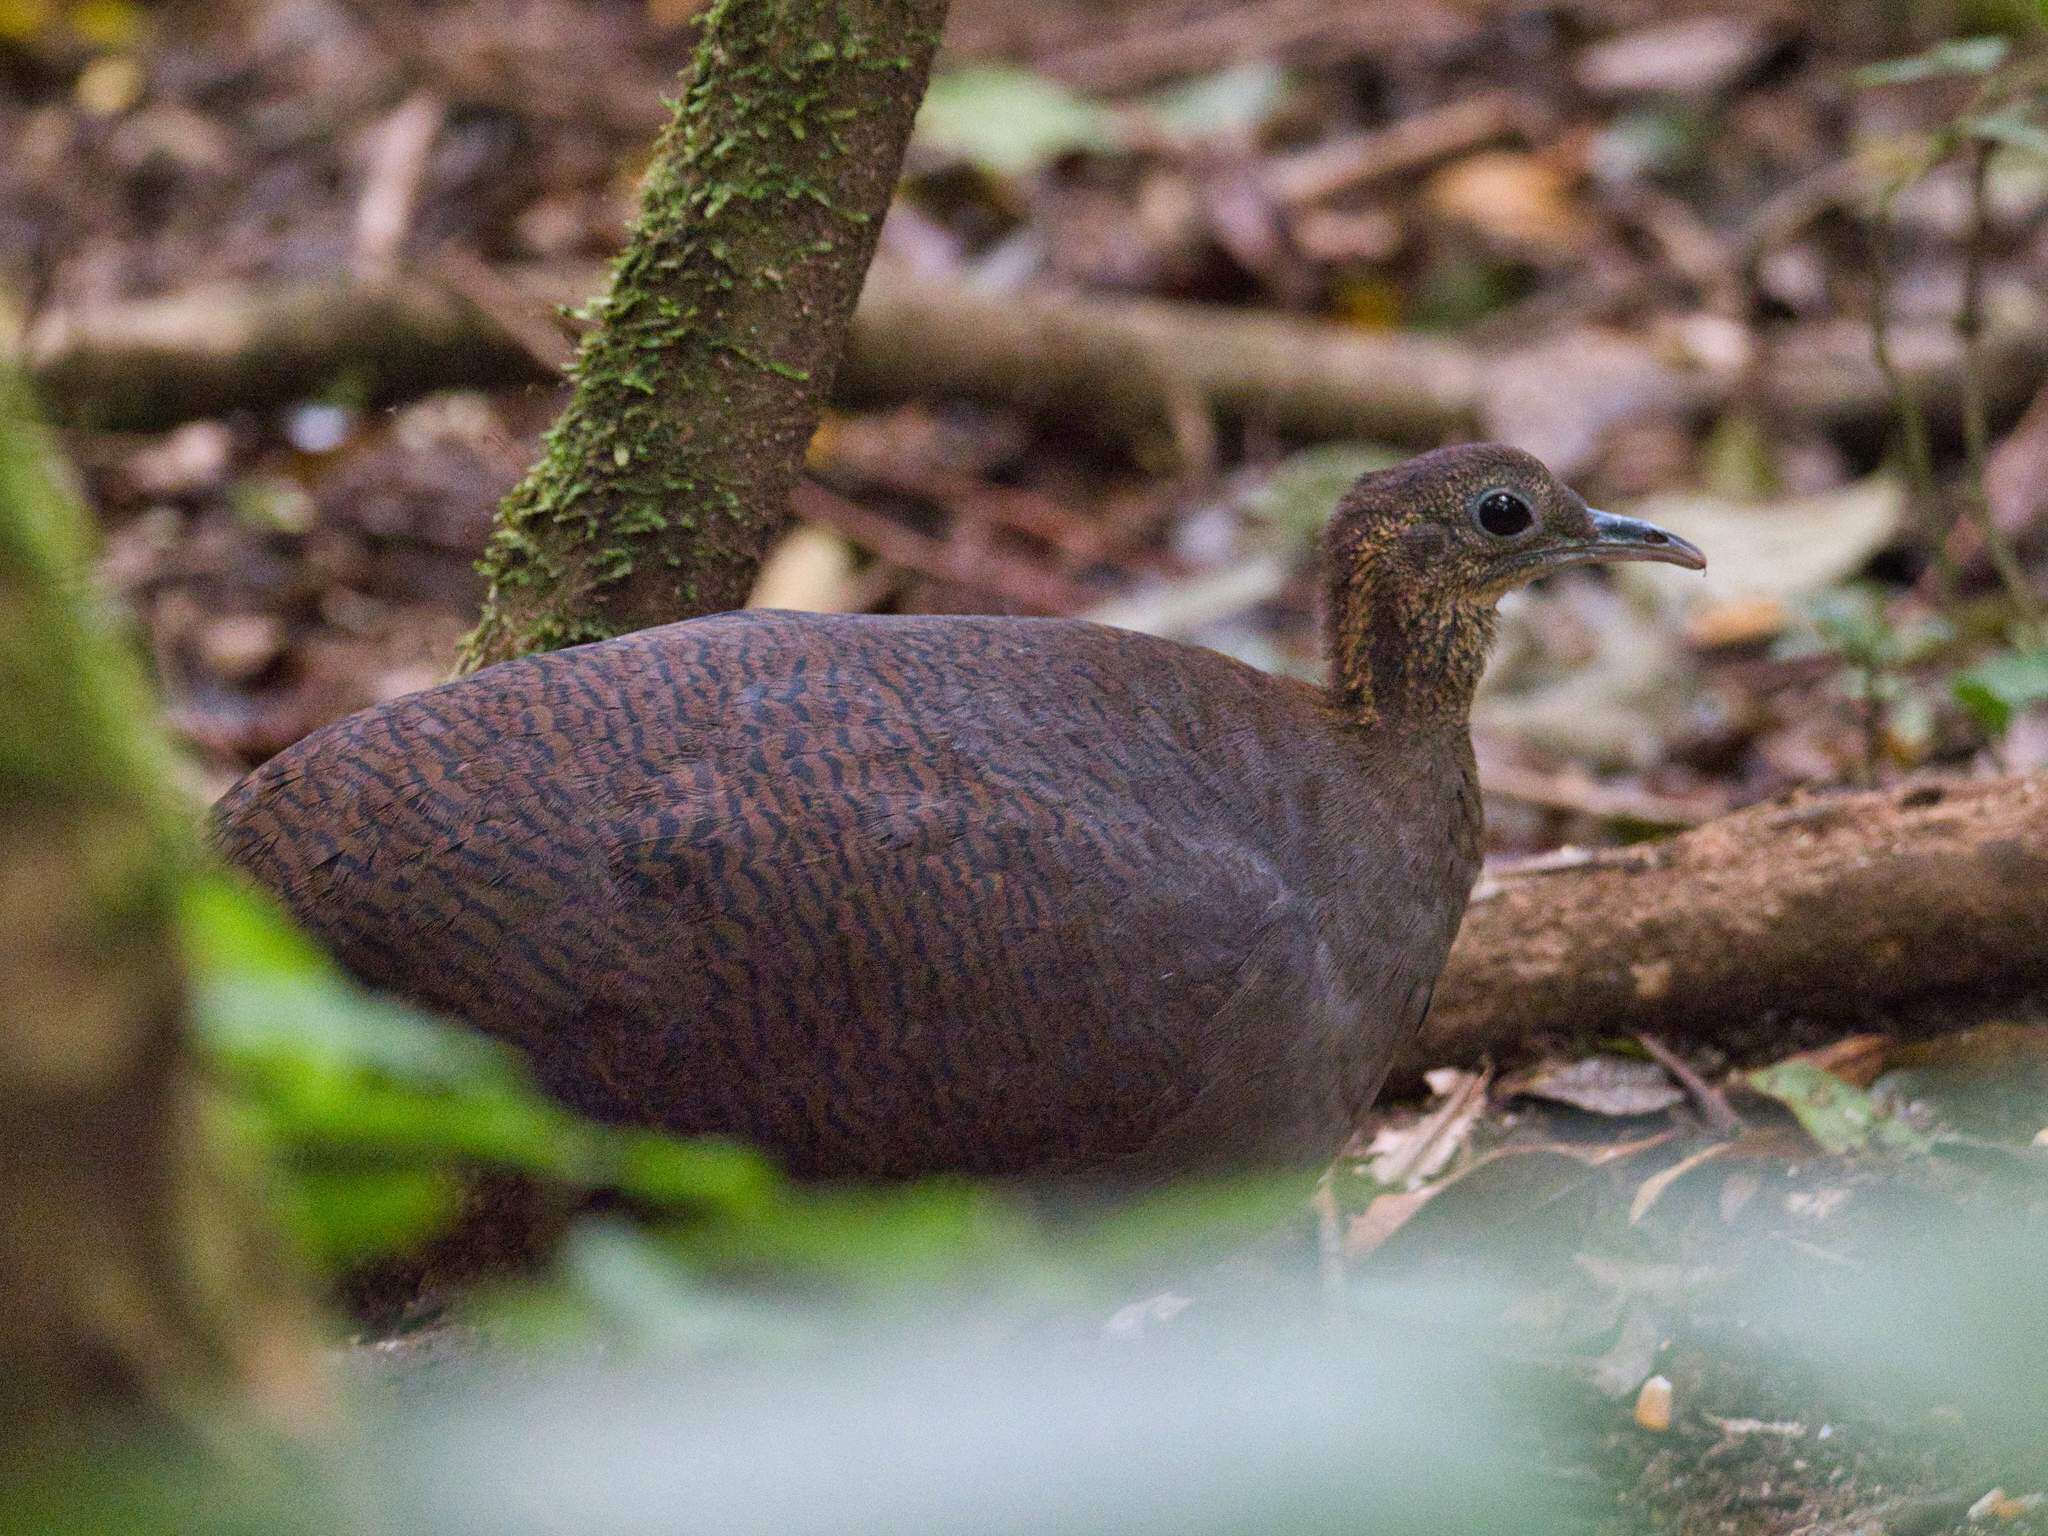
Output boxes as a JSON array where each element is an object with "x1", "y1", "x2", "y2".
[
  {"x1": 1242, "y1": 443, "x2": 1403, "y2": 544},
  {"x1": 510, "y1": 1220, "x2": 828, "y2": 1355},
  {"x1": 183, "y1": 876, "x2": 794, "y2": 1265},
  {"x1": 1953, "y1": 647, "x2": 2048, "y2": 735},
  {"x1": 915, "y1": 67, "x2": 1119, "y2": 174},
  {"x1": 1144, "y1": 62, "x2": 1289, "y2": 142},
  {"x1": 678, "y1": 1178, "x2": 1035, "y2": 1290},
  {"x1": 279, "y1": 1168, "x2": 459, "y2": 1266},
  {"x1": 613, "y1": 1130, "x2": 780, "y2": 1217},
  {"x1": 182, "y1": 871, "x2": 331, "y2": 978},
  {"x1": 1792, "y1": 587, "x2": 1952, "y2": 671},
  {"x1": 1964, "y1": 107, "x2": 2048, "y2": 159},
  {"x1": 1588, "y1": 105, "x2": 1707, "y2": 182},
  {"x1": 1409, "y1": 252, "x2": 1524, "y2": 332},
  {"x1": 1747, "y1": 1061, "x2": 1935, "y2": 1156},
  {"x1": 1853, "y1": 36, "x2": 2010, "y2": 86},
  {"x1": 1055, "y1": 1171, "x2": 1311, "y2": 1273}
]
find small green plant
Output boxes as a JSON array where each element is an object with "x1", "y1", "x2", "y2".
[
  {"x1": 1952, "y1": 644, "x2": 2048, "y2": 734},
  {"x1": 1857, "y1": 23, "x2": 2048, "y2": 636},
  {"x1": 1784, "y1": 588, "x2": 1953, "y2": 780}
]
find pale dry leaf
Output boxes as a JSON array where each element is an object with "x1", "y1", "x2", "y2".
[
  {"x1": 1629, "y1": 1141, "x2": 1730, "y2": 1225},
  {"x1": 1102, "y1": 1292, "x2": 1194, "y2": 1340},
  {"x1": 1503, "y1": 1056, "x2": 1684, "y2": 1118},
  {"x1": 1703, "y1": 1415, "x2": 1807, "y2": 1439},
  {"x1": 1595, "y1": 1309, "x2": 1667, "y2": 1401},
  {"x1": 1615, "y1": 476, "x2": 1907, "y2": 631},
  {"x1": 1575, "y1": 15, "x2": 1778, "y2": 99},
  {"x1": 1363, "y1": 1067, "x2": 1489, "y2": 1189},
  {"x1": 748, "y1": 525, "x2": 863, "y2": 614},
  {"x1": 1344, "y1": 1187, "x2": 1439, "y2": 1260}
]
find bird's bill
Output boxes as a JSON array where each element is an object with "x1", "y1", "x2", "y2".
[{"x1": 1539, "y1": 509, "x2": 1706, "y2": 573}]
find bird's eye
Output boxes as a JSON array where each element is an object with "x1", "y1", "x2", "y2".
[{"x1": 1473, "y1": 489, "x2": 1535, "y2": 537}]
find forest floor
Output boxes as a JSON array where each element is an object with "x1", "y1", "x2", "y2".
[{"x1": 6, "y1": 0, "x2": 2048, "y2": 1530}]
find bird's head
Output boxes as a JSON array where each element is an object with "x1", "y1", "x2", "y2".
[{"x1": 1324, "y1": 443, "x2": 1704, "y2": 725}]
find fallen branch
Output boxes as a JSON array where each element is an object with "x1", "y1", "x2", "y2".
[
  {"x1": 21, "y1": 272, "x2": 563, "y2": 432},
  {"x1": 1264, "y1": 90, "x2": 1531, "y2": 207},
  {"x1": 23, "y1": 264, "x2": 2048, "y2": 450},
  {"x1": 840, "y1": 268, "x2": 1485, "y2": 445},
  {"x1": 1394, "y1": 773, "x2": 2048, "y2": 1092}
]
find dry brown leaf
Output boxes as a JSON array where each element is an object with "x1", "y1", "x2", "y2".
[
  {"x1": 1362, "y1": 1066, "x2": 1489, "y2": 1189},
  {"x1": 1684, "y1": 594, "x2": 1789, "y2": 650},
  {"x1": 1502, "y1": 1056, "x2": 1684, "y2": 1118},
  {"x1": 1968, "y1": 1488, "x2": 2044, "y2": 1523},
  {"x1": 1629, "y1": 1141, "x2": 1731, "y2": 1225},
  {"x1": 1511, "y1": 1129, "x2": 1680, "y2": 1168},
  {"x1": 1344, "y1": 1187, "x2": 1439, "y2": 1260},
  {"x1": 1424, "y1": 150, "x2": 1596, "y2": 257}
]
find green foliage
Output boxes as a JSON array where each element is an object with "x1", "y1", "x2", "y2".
[
  {"x1": 1407, "y1": 251, "x2": 1525, "y2": 332},
  {"x1": 1144, "y1": 61, "x2": 1290, "y2": 141},
  {"x1": 1243, "y1": 443, "x2": 1404, "y2": 545},
  {"x1": 1798, "y1": 586, "x2": 1952, "y2": 674},
  {"x1": 1746, "y1": 1061, "x2": 1936, "y2": 1156},
  {"x1": 1779, "y1": 589, "x2": 1953, "y2": 764},
  {"x1": 1962, "y1": 103, "x2": 2048, "y2": 156},
  {"x1": 183, "y1": 874, "x2": 1308, "y2": 1309},
  {"x1": 1952, "y1": 646, "x2": 2048, "y2": 733},
  {"x1": 0, "y1": 371, "x2": 178, "y2": 818},
  {"x1": 184, "y1": 873, "x2": 783, "y2": 1267},
  {"x1": 1853, "y1": 34, "x2": 2011, "y2": 86},
  {"x1": 915, "y1": 66, "x2": 1120, "y2": 174}
]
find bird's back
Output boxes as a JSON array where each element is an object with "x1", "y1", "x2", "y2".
[{"x1": 214, "y1": 611, "x2": 1478, "y2": 1179}]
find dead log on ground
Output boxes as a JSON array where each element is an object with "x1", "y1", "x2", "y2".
[
  {"x1": 34, "y1": 264, "x2": 2045, "y2": 449},
  {"x1": 1394, "y1": 773, "x2": 2048, "y2": 1093}
]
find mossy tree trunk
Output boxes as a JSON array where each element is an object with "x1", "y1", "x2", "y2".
[
  {"x1": 0, "y1": 372, "x2": 310, "y2": 1451},
  {"x1": 457, "y1": 0, "x2": 950, "y2": 672}
]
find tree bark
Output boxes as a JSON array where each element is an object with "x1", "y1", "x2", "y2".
[
  {"x1": 456, "y1": 0, "x2": 950, "y2": 671},
  {"x1": 0, "y1": 372, "x2": 311, "y2": 1448},
  {"x1": 1392, "y1": 773, "x2": 2048, "y2": 1092}
]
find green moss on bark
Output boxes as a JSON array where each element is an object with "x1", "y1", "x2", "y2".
[
  {"x1": 458, "y1": 0, "x2": 949, "y2": 671},
  {"x1": 0, "y1": 371, "x2": 306, "y2": 1439}
]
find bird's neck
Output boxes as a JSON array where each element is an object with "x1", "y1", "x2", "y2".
[{"x1": 1325, "y1": 562, "x2": 1495, "y2": 730}]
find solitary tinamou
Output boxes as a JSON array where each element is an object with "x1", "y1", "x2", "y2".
[{"x1": 213, "y1": 444, "x2": 1704, "y2": 1182}]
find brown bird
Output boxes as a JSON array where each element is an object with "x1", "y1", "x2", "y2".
[{"x1": 213, "y1": 445, "x2": 1701, "y2": 1183}]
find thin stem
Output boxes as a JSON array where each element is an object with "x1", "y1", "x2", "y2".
[
  {"x1": 1957, "y1": 136, "x2": 2042, "y2": 639},
  {"x1": 1866, "y1": 185, "x2": 1953, "y2": 605},
  {"x1": 1860, "y1": 666, "x2": 1883, "y2": 788}
]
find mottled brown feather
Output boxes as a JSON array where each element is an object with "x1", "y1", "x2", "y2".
[{"x1": 212, "y1": 446, "x2": 1685, "y2": 1182}]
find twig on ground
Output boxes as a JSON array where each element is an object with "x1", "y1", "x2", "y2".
[
  {"x1": 1476, "y1": 761, "x2": 1729, "y2": 830},
  {"x1": 1264, "y1": 91, "x2": 1529, "y2": 207},
  {"x1": 1633, "y1": 1032, "x2": 1745, "y2": 1138}
]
